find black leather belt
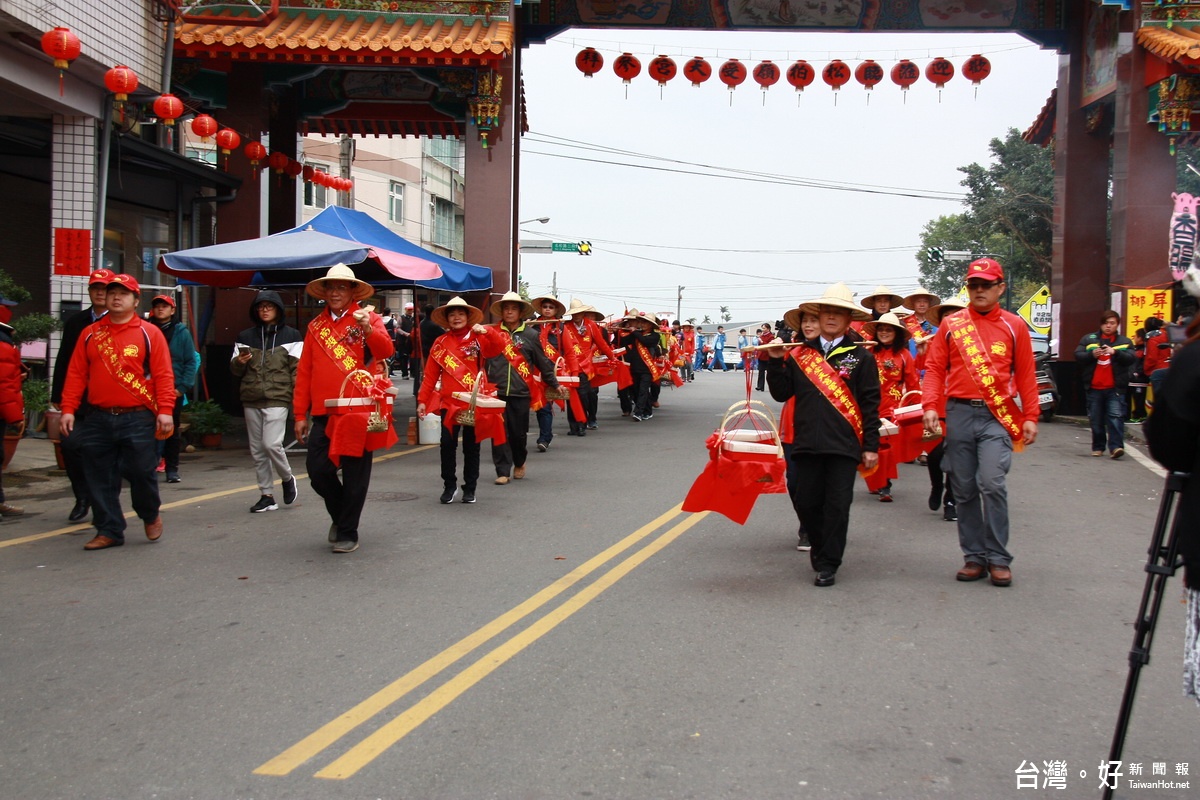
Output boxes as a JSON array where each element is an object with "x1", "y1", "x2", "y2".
[
  {"x1": 949, "y1": 398, "x2": 987, "y2": 408},
  {"x1": 94, "y1": 406, "x2": 146, "y2": 415}
]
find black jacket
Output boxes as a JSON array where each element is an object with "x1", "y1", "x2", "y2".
[
  {"x1": 1074, "y1": 331, "x2": 1136, "y2": 389},
  {"x1": 1146, "y1": 337, "x2": 1200, "y2": 587},
  {"x1": 617, "y1": 329, "x2": 661, "y2": 374},
  {"x1": 485, "y1": 323, "x2": 559, "y2": 397},
  {"x1": 51, "y1": 307, "x2": 106, "y2": 405},
  {"x1": 767, "y1": 337, "x2": 881, "y2": 460}
]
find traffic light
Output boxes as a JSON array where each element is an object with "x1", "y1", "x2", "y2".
[{"x1": 928, "y1": 246, "x2": 944, "y2": 263}]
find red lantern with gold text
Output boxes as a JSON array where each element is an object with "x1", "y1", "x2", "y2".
[
  {"x1": 822, "y1": 60, "x2": 851, "y2": 105},
  {"x1": 962, "y1": 54, "x2": 991, "y2": 98},
  {"x1": 214, "y1": 128, "x2": 240, "y2": 168},
  {"x1": 244, "y1": 141, "x2": 266, "y2": 181},
  {"x1": 925, "y1": 57, "x2": 954, "y2": 102},
  {"x1": 613, "y1": 53, "x2": 641, "y2": 98},
  {"x1": 683, "y1": 56, "x2": 712, "y2": 88},
  {"x1": 719, "y1": 59, "x2": 747, "y2": 106},
  {"x1": 753, "y1": 60, "x2": 780, "y2": 106},
  {"x1": 648, "y1": 55, "x2": 677, "y2": 99},
  {"x1": 890, "y1": 59, "x2": 919, "y2": 104},
  {"x1": 854, "y1": 60, "x2": 883, "y2": 104},
  {"x1": 41, "y1": 27, "x2": 80, "y2": 96},
  {"x1": 104, "y1": 66, "x2": 138, "y2": 101},
  {"x1": 575, "y1": 47, "x2": 603, "y2": 78},
  {"x1": 153, "y1": 94, "x2": 183, "y2": 126},
  {"x1": 190, "y1": 114, "x2": 217, "y2": 142},
  {"x1": 786, "y1": 60, "x2": 815, "y2": 105}
]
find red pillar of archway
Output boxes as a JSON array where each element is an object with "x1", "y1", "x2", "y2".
[
  {"x1": 1111, "y1": 6, "x2": 1176, "y2": 306},
  {"x1": 1052, "y1": 7, "x2": 1110, "y2": 414},
  {"x1": 216, "y1": 62, "x2": 267, "y2": 245},
  {"x1": 464, "y1": 48, "x2": 517, "y2": 315}
]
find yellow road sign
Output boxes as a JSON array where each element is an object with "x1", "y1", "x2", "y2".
[{"x1": 1017, "y1": 285, "x2": 1052, "y2": 334}]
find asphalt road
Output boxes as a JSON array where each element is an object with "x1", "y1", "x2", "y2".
[{"x1": 0, "y1": 372, "x2": 1193, "y2": 799}]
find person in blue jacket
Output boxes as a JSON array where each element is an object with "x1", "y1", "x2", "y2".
[{"x1": 149, "y1": 294, "x2": 197, "y2": 483}]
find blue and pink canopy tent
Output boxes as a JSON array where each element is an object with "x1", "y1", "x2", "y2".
[{"x1": 158, "y1": 206, "x2": 492, "y2": 293}]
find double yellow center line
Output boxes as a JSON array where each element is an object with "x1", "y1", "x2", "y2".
[{"x1": 255, "y1": 503, "x2": 708, "y2": 780}]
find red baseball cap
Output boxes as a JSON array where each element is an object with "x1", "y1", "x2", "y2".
[
  {"x1": 107, "y1": 274, "x2": 141, "y2": 294},
  {"x1": 151, "y1": 294, "x2": 176, "y2": 308},
  {"x1": 966, "y1": 258, "x2": 1004, "y2": 282},
  {"x1": 88, "y1": 268, "x2": 116, "y2": 287}
]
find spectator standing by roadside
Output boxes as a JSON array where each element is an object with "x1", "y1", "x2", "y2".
[
  {"x1": 1074, "y1": 310, "x2": 1135, "y2": 459},
  {"x1": 1144, "y1": 316, "x2": 1171, "y2": 399},
  {"x1": 50, "y1": 268, "x2": 114, "y2": 523},
  {"x1": 148, "y1": 294, "x2": 197, "y2": 484},
  {"x1": 59, "y1": 274, "x2": 175, "y2": 551},
  {"x1": 756, "y1": 323, "x2": 776, "y2": 391},
  {"x1": 0, "y1": 315, "x2": 24, "y2": 516},
  {"x1": 231, "y1": 290, "x2": 303, "y2": 513},
  {"x1": 393, "y1": 302, "x2": 415, "y2": 379},
  {"x1": 1129, "y1": 327, "x2": 1148, "y2": 422},
  {"x1": 412, "y1": 302, "x2": 441, "y2": 398},
  {"x1": 711, "y1": 326, "x2": 728, "y2": 371}
]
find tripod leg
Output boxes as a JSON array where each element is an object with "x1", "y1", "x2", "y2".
[{"x1": 1103, "y1": 471, "x2": 1188, "y2": 800}]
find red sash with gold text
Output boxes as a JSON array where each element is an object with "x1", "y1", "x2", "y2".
[
  {"x1": 791, "y1": 345, "x2": 865, "y2": 446},
  {"x1": 634, "y1": 341, "x2": 663, "y2": 382},
  {"x1": 312, "y1": 314, "x2": 375, "y2": 395},
  {"x1": 92, "y1": 323, "x2": 158, "y2": 412},
  {"x1": 496, "y1": 326, "x2": 546, "y2": 411},
  {"x1": 428, "y1": 334, "x2": 506, "y2": 444},
  {"x1": 941, "y1": 311, "x2": 1024, "y2": 446}
]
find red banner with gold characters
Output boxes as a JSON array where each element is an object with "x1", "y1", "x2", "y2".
[{"x1": 941, "y1": 312, "x2": 1025, "y2": 449}]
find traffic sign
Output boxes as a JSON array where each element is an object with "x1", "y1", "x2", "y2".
[
  {"x1": 550, "y1": 241, "x2": 592, "y2": 255},
  {"x1": 1017, "y1": 285, "x2": 1052, "y2": 334}
]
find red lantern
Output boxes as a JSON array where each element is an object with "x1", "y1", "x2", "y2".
[
  {"x1": 854, "y1": 60, "x2": 883, "y2": 91},
  {"x1": 104, "y1": 66, "x2": 138, "y2": 102},
  {"x1": 285, "y1": 159, "x2": 303, "y2": 179},
  {"x1": 926, "y1": 57, "x2": 955, "y2": 89},
  {"x1": 215, "y1": 128, "x2": 241, "y2": 155},
  {"x1": 302, "y1": 164, "x2": 315, "y2": 182},
  {"x1": 575, "y1": 47, "x2": 604, "y2": 78},
  {"x1": 753, "y1": 61, "x2": 780, "y2": 89},
  {"x1": 683, "y1": 57, "x2": 712, "y2": 87},
  {"x1": 718, "y1": 59, "x2": 747, "y2": 89},
  {"x1": 41, "y1": 27, "x2": 81, "y2": 69},
  {"x1": 890, "y1": 59, "x2": 920, "y2": 101},
  {"x1": 41, "y1": 27, "x2": 81, "y2": 96},
  {"x1": 786, "y1": 60, "x2": 815, "y2": 94},
  {"x1": 613, "y1": 52, "x2": 641, "y2": 99},
  {"x1": 313, "y1": 171, "x2": 328, "y2": 187},
  {"x1": 648, "y1": 55, "x2": 677, "y2": 89},
  {"x1": 153, "y1": 94, "x2": 183, "y2": 126},
  {"x1": 268, "y1": 151, "x2": 289, "y2": 174},
  {"x1": 822, "y1": 60, "x2": 850, "y2": 91},
  {"x1": 190, "y1": 114, "x2": 217, "y2": 142},
  {"x1": 244, "y1": 141, "x2": 266, "y2": 167},
  {"x1": 962, "y1": 54, "x2": 991, "y2": 97}
]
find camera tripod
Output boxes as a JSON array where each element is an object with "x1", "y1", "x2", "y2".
[{"x1": 1103, "y1": 470, "x2": 1190, "y2": 800}]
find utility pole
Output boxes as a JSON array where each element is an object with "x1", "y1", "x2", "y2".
[
  {"x1": 677, "y1": 285, "x2": 684, "y2": 323},
  {"x1": 552, "y1": 271, "x2": 557, "y2": 298}
]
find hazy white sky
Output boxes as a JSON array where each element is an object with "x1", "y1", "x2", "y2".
[{"x1": 517, "y1": 28, "x2": 1059, "y2": 323}]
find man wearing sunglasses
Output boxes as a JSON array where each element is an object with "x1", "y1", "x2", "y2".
[{"x1": 921, "y1": 258, "x2": 1040, "y2": 588}]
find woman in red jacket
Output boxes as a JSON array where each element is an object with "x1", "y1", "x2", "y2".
[{"x1": 861, "y1": 312, "x2": 918, "y2": 502}]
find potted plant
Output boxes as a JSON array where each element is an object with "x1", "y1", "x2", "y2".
[
  {"x1": 20, "y1": 377, "x2": 49, "y2": 436},
  {"x1": 183, "y1": 399, "x2": 232, "y2": 448}
]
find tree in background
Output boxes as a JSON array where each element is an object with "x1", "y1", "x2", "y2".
[
  {"x1": 918, "y1": 129, "x2": 1053, "y2": 305},
  {"x1": 720, "y1": 305, "x2": 732, "y2": 322}
]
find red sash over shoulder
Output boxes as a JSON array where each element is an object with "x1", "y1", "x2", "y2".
[
  {"x1": 426, "y1": 334, "x2": 506, "y2": 445},
  {"x1": 310, "y1": 313, "x2": 397, "y2": 461},
  {"x1": 791, "y1": 346, "x2": 866, "y2": 446},
  {"x1": 941, "y1": 312, "x2": 1024, "y2": 449},
  {"x1": 496, "y1": 325, "x2": 547, "y2": 411},
  {"x1": 92, "y1": 324, "x2": 158, "y2": 412}
]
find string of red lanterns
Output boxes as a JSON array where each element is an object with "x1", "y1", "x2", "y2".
[
  {"x1": 36, "y1": 26, "x2": 355, "y2": 192},
  {"x1": 575, "y1": 50, "x2": 992, "y2": 102}
]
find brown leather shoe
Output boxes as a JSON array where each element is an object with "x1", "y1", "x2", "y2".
[
  {"x1": 513, "y1": 465, "x2": 526, "y2": 480},
  {"x1": 494, "y1": 475, "x2": 509, "y2": 485},
  {"x1": 988, "y1": 563, "x2": 1013, "y2": 586},
  {"x1": 84, "y1": 534, "x2": 122, "y2": 551},
  {"x1": 144, "y1": 516, "x2": 163, "y2": 542},
  {"x1": 956, "y1": 561, "x2": 988, "y2": 581}
]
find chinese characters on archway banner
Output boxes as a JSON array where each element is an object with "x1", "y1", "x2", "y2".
[{"x1": 1125, "y1": 289, "x2": 1173, "y2": 339}]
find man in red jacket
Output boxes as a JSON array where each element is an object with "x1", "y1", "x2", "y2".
[
  {"x1": 60, "y1": 274, "x2": 175, "y2": 550},
  {"x1": 293, "y1": 264, "x2": 394, "y2": 553},
  {"x1": 922, "y1": 258, "x2": 1039, "y2": 587}
]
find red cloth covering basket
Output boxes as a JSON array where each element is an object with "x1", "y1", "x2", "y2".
[{"x1": 682, "y1": 400, "x2": 787, "y2": 525}]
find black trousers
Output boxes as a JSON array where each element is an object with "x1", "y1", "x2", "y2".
[
  {"x1": 61, "y1": 406, "x2": 92, "y2": 504},
  {"x1": 791, "y1": 453, "x2": 859, "y2": 573},
  {"x1": 632, "y1": 372, "x2": 653, "y2": 417},
  {"x1": 440, "y1": 415, "x2": 480, "y2": 492},
  {"x1": 306, "y1": 416, "x2": 373, "y2": 543},
  {"x1": 491, "y1": 394, "x2": 531, "y2": 477}
]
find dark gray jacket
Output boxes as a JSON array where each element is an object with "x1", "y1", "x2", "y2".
[
  {"x1": 230, "y1": 290, "x2": 303, "y2": 409},
  {"x1": 485, "y1": 322, "x2": 559, "y2": 398}
]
